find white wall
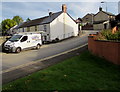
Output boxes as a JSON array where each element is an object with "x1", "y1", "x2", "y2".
[
  {"x1": 50, "y1": 13, "x2": 64, "y2": 40},
  {"x1": 50, "y1": 12, "x2": 78, "y2": 41},
  {"x1": 64, "y1": 13, "x2": 78, "y2": 37}
]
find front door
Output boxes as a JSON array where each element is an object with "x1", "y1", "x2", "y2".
[{"x1": 104, "y1": 24, "x2": 107, "y2": 29}]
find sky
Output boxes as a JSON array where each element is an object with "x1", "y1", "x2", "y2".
[{"x1": 0, "y1": 0, "x2": 120, "y2": 23}]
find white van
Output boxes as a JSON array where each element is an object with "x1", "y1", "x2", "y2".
[{"x1": 3, "y1": 32, "x2": 42, "y2": 53}]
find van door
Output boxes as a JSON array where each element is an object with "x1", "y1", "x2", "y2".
[
  {"x1": 20, "y1": 36, "x2": 31, "y2": 49},
  {"x1": 30, "y1": 35, "x2": 41, "y2": 47}
]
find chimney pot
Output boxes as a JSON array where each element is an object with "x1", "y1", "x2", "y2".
[
  {"x1": 99, "y1": 7, "x2": 102, "y2": 11},
  {"x1": 62, "y1": 4, "x2": 67, "y2": 13},
  {"x1": 49, "y1": 12, "x2": 53, "y2": 16}
]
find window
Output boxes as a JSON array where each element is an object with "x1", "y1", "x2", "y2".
[
  {"x1": 35, "y1": 26, "x2": 37, "y2": 31},
  {"x1": 9, "y1": 35, "x2": 22, "y2": 42},
  {"x1": 21, "y1": 36, "x2": 28, "y2": 42},
  {"x1": 44, "y1": 25, "x2": 47, "y2": 32},
  {"x1": 27, "y1": 27, "x2": 30, "y2": 32},
  {"x1": 23, "y1": 28, "x2": 24, "y2": 32}
]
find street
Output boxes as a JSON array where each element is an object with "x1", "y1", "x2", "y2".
[{"x1": 2, "y1": 31, "x2": 98, "y2": 72}]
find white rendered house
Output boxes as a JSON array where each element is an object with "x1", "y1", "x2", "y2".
[{"x1": 15, "y1": 4, "x2": 78, "y2": 42}]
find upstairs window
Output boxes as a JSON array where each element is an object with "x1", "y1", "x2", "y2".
[
  {"x1": 27, "y1": 27, "x2": 30, "y2": 32},
  {"x1": 35, "y1": 26, "x2": 37, "y2": 31},
  {"x1": 44, "y1": 25, "x2": 47, "y2": 32}
]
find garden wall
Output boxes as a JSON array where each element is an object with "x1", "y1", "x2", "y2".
[{"x1": 88, "y1": 36, "x2": 120, "y2": 65}]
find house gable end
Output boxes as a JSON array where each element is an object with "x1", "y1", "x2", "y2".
[
  {"x1": 94, "y1": 11, "x2": 110, "y2": 22},
  {"x1": 66, "y1": 13, "x2": 77, "y2": 24}
]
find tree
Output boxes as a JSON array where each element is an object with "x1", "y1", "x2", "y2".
[
  {"x1": 0, "y1": 23, "x2": 2, "y2": 31},
  {"x1": 26, "y1": 18, "x2": 31, "y2": 22},
  {"x1": 0, "y1": 23, "x2": 2, "y2": 36},
  {"x1": 1, "y1": 19, "x2": 16, "y2": 35},
  {"x1": 12, "y1": 16, "x2": 23, "y2": 25},
  {"x1": 115, "y1": 13, "x2": 120, "y2": 22}
]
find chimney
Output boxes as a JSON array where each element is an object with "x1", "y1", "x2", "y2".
[
  {"x1": 62, "y1": 4, "x2": 67, "y2": 13},
  {"x1": 99, "y1": 7, "x2": 102, "y2": 11},
  {"x1": 49, "y1": 12, "x2": 53, "y2": 17}
]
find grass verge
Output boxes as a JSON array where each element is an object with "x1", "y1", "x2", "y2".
[{"x1": 2, "y1": 51, "x2": 120, "y2": 91}]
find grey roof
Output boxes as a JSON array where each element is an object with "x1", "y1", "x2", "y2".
[
  {"x1": 16, "y1": 11, "x2": 62, "y2": 29},
  {"x1": 82, "y1": 13, "x2": 95, "y2": 19},
  {"x1": 94, "y1": 10, "x2": 115, "y2": 17},
  {"x1": 102, "y1": 11, "x2": 115, "y2": 16}
]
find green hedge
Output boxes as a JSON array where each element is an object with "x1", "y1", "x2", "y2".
[{"x1": 96, "y1": 29, "x2": 120, "y2": 41}]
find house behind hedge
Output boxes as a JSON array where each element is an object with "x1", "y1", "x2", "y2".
[{"x1": 93, "y1": 7, "x2": 115, "y2": 30}]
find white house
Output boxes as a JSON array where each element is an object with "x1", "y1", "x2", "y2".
[{"x1": 14, "y1": 4, "x2": 78, "y2": 42}]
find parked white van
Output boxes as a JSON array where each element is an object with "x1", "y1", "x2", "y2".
[{"x1": 3, "y1": 32, "x2": 42, "y2": 53}]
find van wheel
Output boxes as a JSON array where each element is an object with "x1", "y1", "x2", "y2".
[
  {"x1": 15, "y1": 47, "x2": 21, "y2": 53},
  {"x1": 36, "y1": 44, "x2": 41, "y2": 49}
]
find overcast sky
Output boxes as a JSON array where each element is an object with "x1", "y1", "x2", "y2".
[{"x1": 1, "y1": 1, "x2": 120, "y2": 23}]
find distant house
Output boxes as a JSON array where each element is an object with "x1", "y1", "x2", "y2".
[
  {"x1": 82, "y1": 13, "x2": 94, "y2": 25},
  {"x1": 14, "y1": 4, "x2": 78, "y2": 42},
  {"x1": 82, "y1": 13, "x2": 94, "y2": 30},
  {"x1": 93, "y1": 7, "x2": 115, "y2": 30}
]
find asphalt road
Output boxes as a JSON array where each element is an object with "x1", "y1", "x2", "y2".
[{"x1": 2, "y1": 30, "x2": 98, "y2": 72}]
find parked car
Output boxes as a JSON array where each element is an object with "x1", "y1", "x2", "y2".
[{"x1": 3, "y1": 32, "x2": 42, "y2": 53}]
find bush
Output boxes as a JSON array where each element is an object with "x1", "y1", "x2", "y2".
[
  {"x1": 94, "y1": 32, "x2": 106, "y2": 40},
  {"x1": 95, "y1": 29, "x2": 120, "y2": 41}
]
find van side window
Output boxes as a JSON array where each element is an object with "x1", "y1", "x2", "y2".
[{"x1": 21, "y1": 36, "x2": 28, "y2": 42}]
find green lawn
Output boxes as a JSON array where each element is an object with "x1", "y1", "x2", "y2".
[{"x1": 2, "y1": 51, "x2": 120, "y2": 91}]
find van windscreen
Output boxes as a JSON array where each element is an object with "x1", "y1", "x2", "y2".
[{"x1": 9, "y1": 35, "x2": 22, "y2": 42}]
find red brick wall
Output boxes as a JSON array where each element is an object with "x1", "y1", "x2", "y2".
[{"x1": 88, "y1": 36, "x2": 120, "y2": 65}]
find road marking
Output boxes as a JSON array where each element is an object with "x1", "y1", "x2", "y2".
[{"x1": 1, "y1": 43, "x2": 88, "y2": 74}]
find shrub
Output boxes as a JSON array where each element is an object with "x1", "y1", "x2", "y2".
[
  {"x1": 94, "y1": 32, "x2": 106, "y2": 40},
  {"x1": 95, "y1": 29, "x2": 120, "y2": 41}
]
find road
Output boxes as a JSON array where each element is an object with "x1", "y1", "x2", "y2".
[{"x1": 2, "y1": 30, "x2": 98, "y2": 72}]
